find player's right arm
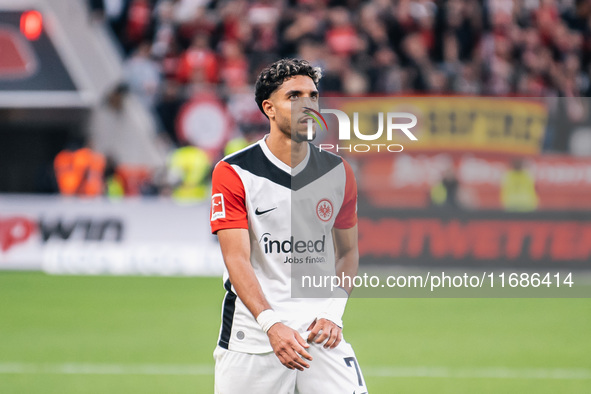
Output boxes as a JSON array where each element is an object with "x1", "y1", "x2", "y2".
[
  {"x1": 216, "y1": 228, "x2": 312, "y2": 370},
  {"x1": 211, "y1": 161, "x2": 312, "y2": 371}
]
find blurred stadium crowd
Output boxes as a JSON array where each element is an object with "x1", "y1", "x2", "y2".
[
  {"x1": 94, "y1": 0, "x2": 591, "y2": 107},
  {"x1": 47, "y1": 0, "x2": 591, "y2": 201}
]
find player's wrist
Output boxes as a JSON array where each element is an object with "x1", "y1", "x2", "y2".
[
  {"x1": 317, "y1": 288, "x2": 349, "y2": 328},
  {"x1": 256, "y1": 309, "x2": 282, "y2": 334}
]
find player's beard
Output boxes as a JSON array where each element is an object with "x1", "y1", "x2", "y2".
[
  {"x1": 293, "y1": 117, "x2": 317, "y2": 143},
  {"x1": 292, "y1": 126, "x2": 314, "y2": 143}
]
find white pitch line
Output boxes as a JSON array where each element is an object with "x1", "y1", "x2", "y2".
[
  {"x1": 0, "y1": 363, "x2": 590, "y2": 380},
  {"x1": 364, "y1": 366, "x2": 591, "y2": 380},
  {"x1": 0, "y1": 363, "x2": 213, "y2": 376}
]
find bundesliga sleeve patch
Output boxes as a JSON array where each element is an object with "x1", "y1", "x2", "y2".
[{"x1": 211, "y1": 193, "x2": 226, "y2": 221}]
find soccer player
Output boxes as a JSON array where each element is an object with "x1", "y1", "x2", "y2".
[{"x1": 210, "y1": 58, "x2": 368, "y2": 393}]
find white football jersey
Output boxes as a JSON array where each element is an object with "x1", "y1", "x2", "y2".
[{"x1": 210, "y1": 136, "x2": 357, "y2": 353}]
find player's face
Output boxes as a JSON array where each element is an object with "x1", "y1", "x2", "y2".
[{"x1": 267, "y1": 75, "x2": 319, "y2": 143}]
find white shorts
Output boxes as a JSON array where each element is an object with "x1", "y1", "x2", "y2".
[{"x1": 213, "y1": 339, "x2": 368, "y2": 394}]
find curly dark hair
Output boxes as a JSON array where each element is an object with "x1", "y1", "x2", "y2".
[{"x1": 254, "y1": 59, "x2": 322, "y2": 118}]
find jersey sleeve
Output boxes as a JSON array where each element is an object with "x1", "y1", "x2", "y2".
[
  {"x1": 210, "y1": 161, "x2": 248, "y2": 234},
  {"x1": 334, "y1": 159, "x2": 358, "y2": 229}
]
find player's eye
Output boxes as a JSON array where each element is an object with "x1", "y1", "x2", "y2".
[
  {"x1": 311, "y1": 95, "x2": 318, "y2": 101},
  {"x1": 289, "y1": 94, "x2": 299, "y2": 101}
]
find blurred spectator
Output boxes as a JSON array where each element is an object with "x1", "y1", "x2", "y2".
[
  {"x1": 90, "y1": 84, "x2": 165, "y2": 170},
  {"x1": 123, "y1": 0, "x2": 153, "y2": 52},
  {"x1": 325, "y1": 7, "x2": 362, "y2": 57},
  {"x1": 176, "y1": 34, "x2": 218, "y2": 85},
  {"x1": 219, "y1": 40, "x2": 249, "y2": 91},
  {"x1": 226, "y1": 85, "x2": 268, "y2": 140},
  {"x1": 90, "y1": 84, "x2": 131, "y2": 162},
  {"x1": 174, "y1": 0, "x2": 211, "y2": 24},
  {"x1": 500, "y1": 158, "x2": 539, "y2": 212},
  {"x1": 151, "y1": 0, "x2": 177, "y2": 59},
  {"x1": 156, "y1": 78, "x2": 186, "y2": 146},
  {"x1": 123, "y1": 41, "x2": 162, "y2": 109},
  {"x1": 115, "y1": 164, "x2": 154, "y2": 196},
  {"x1": 430, "y1": 167, "x2": 460, "y2": 208},
  {"x1": 224, "y1": 136, "x2": 250, "y2": 156},
  {"x1": 105, "y1": 157, "x2": 125, "y2": 198},
  {"x1": 281, "y1": 9, "x2": 323, "y2": 59},
  {"x1": 167, "y1": 144, "x2": 212, "y2": 202},
  {"x1": 54, "y1": 147, "x2": 106, "y2": 197},
  {"x1": 248, "y1": 0, "x2": 281, "y2": 69},
  {"x1": 89, "y1": 0, "x2": 131, "y2": 40},
  {"x1": 367, "y1": 46, "x2": 404, "y2": 93}
]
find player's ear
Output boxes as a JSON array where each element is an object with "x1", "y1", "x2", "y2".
[{"x1": 262, "y1": 99, "x2": 275, "y2": 120}]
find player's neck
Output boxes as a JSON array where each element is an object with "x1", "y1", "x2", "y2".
[{"x1": 266, "y1": 132, "x2": 308, "y2": 169}]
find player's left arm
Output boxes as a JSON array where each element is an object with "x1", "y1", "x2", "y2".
[
  {"x1": 307, "y1": 159, "x2": 358, "y2": 349},
  {"x1": 333, "y1": 225, "x2": 359, "y2": 294},
  {"x1": 307, "y1": 225, "x2": 358, "y2": 348}
]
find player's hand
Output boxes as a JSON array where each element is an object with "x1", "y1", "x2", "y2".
[
  {"x1": 306, "y1": 318, "x2": 342, "y2": 349},
  {"x1": 267, "y1": 322, "x2": 313, "y2": 371}
]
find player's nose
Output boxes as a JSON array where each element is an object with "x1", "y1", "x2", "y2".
[{"x1": 299, "y1": 96, "x2": 317, "y2": 109}]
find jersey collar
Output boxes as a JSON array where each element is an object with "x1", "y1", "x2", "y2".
[{"x1": 259, "y1": 135, "x2": 310, "y2": 176}]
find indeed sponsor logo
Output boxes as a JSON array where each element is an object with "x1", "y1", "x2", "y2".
[{"x1": 260, "y1": 233, "x2": 325, "y2": 254}]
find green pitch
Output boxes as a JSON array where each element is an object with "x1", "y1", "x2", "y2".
[{"x1": 0, "y1": 272, "x2": 589, "y2": 393}]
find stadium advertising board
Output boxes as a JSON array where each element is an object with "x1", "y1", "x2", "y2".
[
  {"x1": 358, "y1": 209, "x2": 591, "y2": 269},
  {"x1": 317, "y1": 97, "x2": 548, "y2": 155},
  {"x1": 360, "y1": 153, "x2": 591, "y2": 210},
  {"x1": 0, "y1": 195, "x2": 223, "y2": 275}
]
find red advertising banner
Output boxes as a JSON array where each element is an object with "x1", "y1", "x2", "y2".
[
  {"x1": 359, "y1": 153, "x2": 591, "y2": 210},
  {"x1": 357, "y1": 210, "x2": 591, "y2": 268}
]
